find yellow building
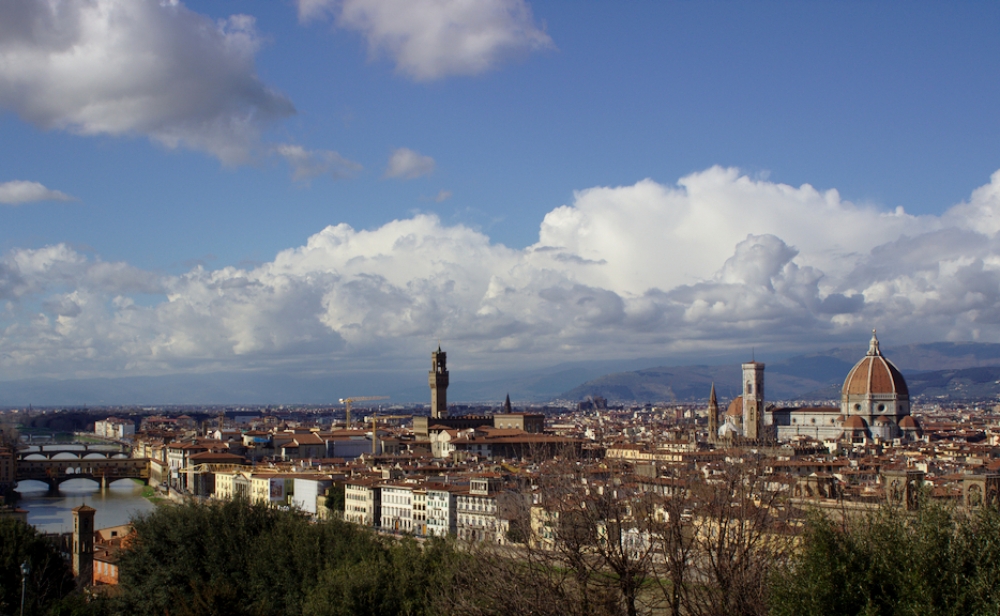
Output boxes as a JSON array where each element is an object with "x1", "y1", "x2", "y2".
[{"x1": 250, "y1": 474, "x2": 294, "y2": 507}]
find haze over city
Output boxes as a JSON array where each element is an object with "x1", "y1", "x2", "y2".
[{"x1": 3, "y1": 1, "x2": 1000, "y2": 403}]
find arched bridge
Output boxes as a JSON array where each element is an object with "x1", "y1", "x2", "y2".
[
  {"x1": 17, "y1": 457, "x2": 150, "y2": 491},
  {"x1": 17, "y1": 443, "x2": 130, "y2": 460}
]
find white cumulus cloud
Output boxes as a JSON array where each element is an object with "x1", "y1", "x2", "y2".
[
  {"x1": 0, "y1": 180, "x2": 74, "y2": 205},
  {"x1": 299, "y1": 0, "x2": 554, "y2": 81},
  {"x1": 5, "y1": 167, "x2": 1000, "y2": 379},
  {"x1": 0, "y1": 0, "x2": 294, "y2": 164},
  {"x1": 384, "y1": 147, "x2": 435, "y2": 179}
]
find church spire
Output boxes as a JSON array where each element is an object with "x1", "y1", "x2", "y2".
[
  {"x1": 503, "y1": 393, "x2": 512, "y2": 414},
  {"x1": 707, "y1": 382, "x2": 719, "y2": 443}
]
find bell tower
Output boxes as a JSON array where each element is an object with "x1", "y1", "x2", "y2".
[
  {"x1": 72, "y1": 503, "x2": 95, "y2": 587},
  {"x1": 742, "y1": 360, "x2": 765, "y2": 441},
  {"x1": 429, "y1": 346, "x2": 449, "y2": 419}
]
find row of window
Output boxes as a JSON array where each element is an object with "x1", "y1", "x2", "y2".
[{"x1": 383, "y1": 493, "x2": 412, "y2": 505}]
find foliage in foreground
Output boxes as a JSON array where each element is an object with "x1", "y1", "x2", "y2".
[
  {"x1": 0, "y1": 516, "x2": 76, "y2": 615},
  {"x1": 113, "y1": 499, "x2": 458, "y2": 616},
  {"x1": 770, "y1": 502, "x2": 1000, "y2": 616},
  {"x1": 28, "y1": 477, "x2": 1000, "y2": 616}
]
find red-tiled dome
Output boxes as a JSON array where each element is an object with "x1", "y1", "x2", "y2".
[
  {"x1": 899, "y1": 416, "x2": 920, "y2": 430},
  {"x1": 842, "y1": 331, "x2": 909, "y2": 398},
  {"x1": 843, "y1": 415, "x2": 868, "y2": 430},
  {"x1": 873, "y1": 415, "x2": 892, "y2": 425},
  {"x1": 726, "y1": 396, "x2": 743, "y2": 417}
]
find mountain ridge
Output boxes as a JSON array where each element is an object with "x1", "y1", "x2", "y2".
[
  {"x1": 558, "y1": 342, "x2": 1000, "y2": 404},
  {"x1": 3, "y1": 342, "x2": 1000, "y2": 406}
]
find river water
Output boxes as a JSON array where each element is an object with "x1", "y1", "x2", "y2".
[
  {"x1": 16, "y1": 479, "x2": 157, "y2": 533},
  {"x1": 16, "y1": 443, "x2": 157, "y2": 533}
]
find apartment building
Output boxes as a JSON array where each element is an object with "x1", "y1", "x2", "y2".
[
  {"x1": 381, "y1": 483, "x2": 415, "y2": 532},
  {"x1": 344, "y1": 478, "x2": 382, "y2": 526},
  {"x1": 426, "y1": 485, "x2": 462, "y2": 537},
  {"x1": 250, "y1": 474, "x2": 295, "y2": 507}
]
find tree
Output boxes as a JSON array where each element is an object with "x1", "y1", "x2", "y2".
[
  {"x1": 645, "y1": 479, "x2": 697, "y2": 616},
  {"x1": 440, "y1": 541, "x2": 605, "y2": 616},
  {"x1": 113, "y1": 499, "x2": 456, "y2": 616},
  {"x1": 0, "y1": 517, "x2": 76, "y2": 615},
  {"x1": 305, "y1": 537, "x2": 456, "y2": 616},
  {"x1": 770, "y1": 500, "x2": 1000, "y2": 616},
  {"x1": 442, "y1": 458, "x2": 660, "y2": 616},
  {"x1": 680, "y1": 456, "x2": 794, "y2": 616}
]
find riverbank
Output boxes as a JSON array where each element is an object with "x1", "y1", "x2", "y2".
[{"x1": 136, "y1": 481, "x2": 168, "y2": 506}]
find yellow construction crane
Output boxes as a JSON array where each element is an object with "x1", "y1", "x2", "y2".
[{"x1": 339, "y1": 396, "x2": 389, "y2": 429}]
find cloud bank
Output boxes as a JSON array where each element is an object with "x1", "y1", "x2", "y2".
[
  {"x1": 299, "y1": 0, "x2": 554, "y2": 80},
  {"x1": 0, "y1": 180, "x2": 74, "y2": 205},
  {"x1": 0, "y1": 0, "x2": 294, "y2": 164},
  {"x1": 3, "y1": 166, "x2": 1000, "y2": 379}
]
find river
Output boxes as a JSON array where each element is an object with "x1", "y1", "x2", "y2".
[
  {"x1": 16, "y1": 442, "x2": 157, "y2": 533},
  {"x1": 15, "y1": 479, "x2": 158, "y2": 533}
]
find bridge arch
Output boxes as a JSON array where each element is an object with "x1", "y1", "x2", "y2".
[{"x1": 16, "y1": 457, "x2": 151, "y2": 493}]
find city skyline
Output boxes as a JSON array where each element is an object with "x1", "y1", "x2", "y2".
[{"x1": 3, "y1": 1, "x2": 1000, "y2": 395}]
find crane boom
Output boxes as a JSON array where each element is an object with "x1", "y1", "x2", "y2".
[{"x1": 339, "y1": 395, "x2": 389, "y2": 429}]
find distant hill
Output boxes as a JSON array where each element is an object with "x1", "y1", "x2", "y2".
[
  {"x1": 4, "y1": 342, "x2": 1000, "y2": 407},
  {"x1": 906, "y1": 366, "x2": 1000, "y2": 401},
  {"x1": 558, "y1": 342, "x2": 1000, "y2": 404}
]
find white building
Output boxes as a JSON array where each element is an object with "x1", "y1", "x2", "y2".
[
  {"x1": 381, "y1": 483, "x2": 415, "y2": 533},
  {"x1": 344, "y1": 479, "x2": 381, "y2": 527},
  {"x1": 456, "y1": 476, "x2": 528, "y2": 544},
  {"x1": 250, "y1": 474, "x2": 294, "y2": 507},
  {"x1": 94, "y1": 418, "x2": 135, "y2": 440},
  {"x1": 292, "y1": 477, "x2": 335, "y2": 516},
  {"x1": 426, "y1": 485, "x2": 461, "y2": 537},
  {"x1": 214, "y1": 470, "x2": 251, "y2": 501}
]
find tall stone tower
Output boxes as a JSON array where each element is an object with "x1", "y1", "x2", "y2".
[
  {"x1": 742, "y1": 361, "x2": 765, "y2": 441},
  {"x1": 72, "y1": 503, "x2": 95, "y2": 586},
  {"x1": 707, "y1": 383, "x2": 719, "y2": 442},
  {"x1": 429, "y1": 346, "x2": 449, "y2": 419}
]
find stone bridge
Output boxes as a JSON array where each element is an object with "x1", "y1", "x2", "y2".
[
  {"x1": 17, "y1": 443, "x2": 130, "y2": 460},
  {"x1": 17, "y1": 457, "x2": 151, "y2": 491}
]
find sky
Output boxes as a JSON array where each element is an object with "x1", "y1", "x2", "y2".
[{"x1": 3, "y1": 0, "x2": 1000, "y2": 400}]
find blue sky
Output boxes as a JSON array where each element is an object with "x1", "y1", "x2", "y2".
[{"x1": 2, "y1": 0, "x2": 1000, "y2": 399}]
